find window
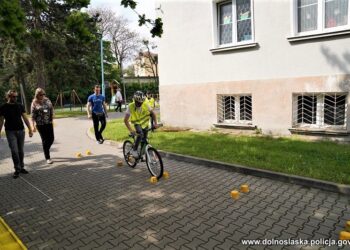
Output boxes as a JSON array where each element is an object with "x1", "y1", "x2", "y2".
[
  {"x1": 293, "y1": 93, "x2": 347, "y2": 129},
  {"x1": 217, "y1": 0, "x2": 254, "y2": 46},
  {"x1": 294, "y1": 0, "x2": 349, "y2": 35},
  {"x1": 217, "y1": 95, "x2": 252, "y2": 124}
]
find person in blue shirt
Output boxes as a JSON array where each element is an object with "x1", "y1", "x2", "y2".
[{"x1": 87, "y1": 85, "x2": 108, "y2": 144}]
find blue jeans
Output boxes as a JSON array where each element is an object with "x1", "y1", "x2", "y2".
[{"x1": 5, "y1": 130, "x2": 25, "y2": 172}]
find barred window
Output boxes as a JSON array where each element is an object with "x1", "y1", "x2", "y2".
[
  {"x1": 223, "y1": 96, "x2": 235, "y2": 120},
  {"x1": 218, "y1": 95, "x2": 252, "y2": 124},
  {"x1": 297, "y1": 95, "x2": 317, "y2": 124},
  {"x1": 324, "y1": 94, "x2": 346, "y2": 125},
  {"x1": 293, "y1": 93, "x2": 347, "y2": 129},
  {"x1": 240, "y1": 96, "x2": 252, "y2": 121}
]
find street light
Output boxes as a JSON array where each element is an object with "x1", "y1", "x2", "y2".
[{"x1": 98, "y1": 32, "x2": 105, "y2": 97}]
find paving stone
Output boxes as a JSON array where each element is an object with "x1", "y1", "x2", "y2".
[
  {"x1": 253, "y1": 224, "x2": 272, "y2": 235},
  {"x1": 299, "y1": 225, "x2": 317, "y2": 236},
  {"x1": 0, "y1": 115, "x2": 348, "y2": 250},
  {"x1": 267, "y1": 224, "x2": 285, "y2": 236},
  {"x1": 199, "y1": 238, "x2": 222, "y2": 250},
  {"x1": 184, "y1": 237, "x2": 207, "y2": 249},
  {"x1": 216, "y1": 238, "x2": 240, "y2": 250}
]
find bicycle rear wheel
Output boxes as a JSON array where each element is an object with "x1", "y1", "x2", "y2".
[
  {"x1": 146, "y1": 147, "x2": 163, "y2": 179},
  {"x1": 123, "y1": 140, "x2": 137, "y2": 168}
]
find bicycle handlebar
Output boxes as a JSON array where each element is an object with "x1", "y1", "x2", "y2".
[{"x1": 128, "y1": 123, "x2": 163, "y2": 137}]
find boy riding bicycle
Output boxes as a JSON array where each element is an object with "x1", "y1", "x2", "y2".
[{"x1": 124, "y1": 91, "x2": 158, "y2": 158}]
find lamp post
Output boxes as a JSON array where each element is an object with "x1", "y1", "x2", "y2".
[{"x1": 99, "y1": 33, "x2": 105, "y2": 97}]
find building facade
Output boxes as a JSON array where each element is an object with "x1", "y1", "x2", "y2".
[
  {"x1": 133, "y1": 52, "x2": 158, "y2": 77},
  {"x1": 158, "y1": 0, "x2": 350, "y2": 136}
]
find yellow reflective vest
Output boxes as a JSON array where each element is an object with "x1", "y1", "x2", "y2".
[
  {"x1": 129, "y1": 102, "x2": 150, "y2": 128},
  {"x1": 149, "y1": 98, "x2": 155, "y2": 109},
  {"x1": 145, "y1": 97, "x2": 155, "y2": 109}
]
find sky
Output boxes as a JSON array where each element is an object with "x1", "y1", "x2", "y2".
[{"x1": 87, "y1": 0, "x2": 157, "y2": 41}]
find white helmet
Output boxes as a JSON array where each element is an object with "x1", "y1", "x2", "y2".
[{"x1": 133, "y1": 91, "x2": 145, "y2": 103}]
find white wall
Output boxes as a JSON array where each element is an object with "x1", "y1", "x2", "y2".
[{"x1": 158, "y1": 0, "x2": 350, "y2": 86}]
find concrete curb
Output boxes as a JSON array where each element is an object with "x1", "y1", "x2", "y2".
[
  {"x1": 86, "y1": 128, "x2": 122, "y2": 147},
  {"x1": 86, "y1": 127, "x2": 350, "y2": 195},
  {"x1": 159, "y1": 151, "x2": 350, "y2": 196}
]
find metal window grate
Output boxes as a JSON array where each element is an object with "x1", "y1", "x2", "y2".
[
  {"x1": 297, "y1": 94, "x2": 318, "y2": 124},
  {"x1": 240, "y1": 96, "x2": 252, "y2": 121},
  {"x1": 324, "y1": 94, "x2": 347, "y2": 125},
  {"x1": 293, "y1": 93, "x2": 347, "y2": 128},
  {"x1": 217, "y1": 95, "x2": 252, "y2": 124}
]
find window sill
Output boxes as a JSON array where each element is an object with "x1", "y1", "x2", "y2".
[
  {"x1": 214, "y1": 123, "x2": 256, "y2": 130},
  {"x1": 210, "y1": 42, "x2": 258, "y2": 53},
  {"x1": 289, "y1": 128, "x2": 350, "y2": 136},
  {"x1": 287, "y1": 29, "x2": 350, "y2": 42}
]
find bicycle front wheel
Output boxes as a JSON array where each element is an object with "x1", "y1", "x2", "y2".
[
  {"x1": 123, "y1": 140, "x2": 137, "y2": 168},
  {"x1": 146, "y1": 147, "x2": 163, "y2": 179}
]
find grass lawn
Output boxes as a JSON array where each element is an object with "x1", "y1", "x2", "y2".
[
  {"x1": 54, "y1": 110, "x2": 86, "y2": 119},
  {"x1": 54, "y1": 106, "x2": 117, "y2": 119},
  {"x1": 103, "y1": 118, "x2": 350, "y2": 184}
]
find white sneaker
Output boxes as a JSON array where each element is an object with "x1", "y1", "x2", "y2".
[
  {"x1": 130, "y1": 149, "x2": 139, "y2": 158},
  {"x1": 47, "y1": 159, "x2": 53, "y2": 164}
]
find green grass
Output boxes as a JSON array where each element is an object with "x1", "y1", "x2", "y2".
[
  {"x1": 103, "y1": 119, "x2": 350, "y2": 184},
  {"x1": 54, "y1": 106, "x2": 117, "y2": 119},
  {"x1": 54, "y1": 110, "x2": 86, "y2": 119}
]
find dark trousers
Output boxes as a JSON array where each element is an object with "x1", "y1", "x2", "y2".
[
  {"x1": 6, "y1": 130, "x2": 25, "y2": 172},
  {"x1": 92, "y1": 113, "x2": 106, "y2": 141},
  {"x1": 37, "y1": 123, "x2": 55, "y2": 160},
  {"x1": 115, "y1": 101, "x2": 122, "y2": 112},
  {"x1": 133, "y1": 124, "x2": 148, "y2": 152}
]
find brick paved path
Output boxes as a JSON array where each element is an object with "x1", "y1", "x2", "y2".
[{"x1": 0, "y1": 115, "x2": 349, "y2": 250}]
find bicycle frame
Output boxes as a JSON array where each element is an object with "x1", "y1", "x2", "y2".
[{"x1": 129, "y1": 129, "x2": 153, "y2": 160}]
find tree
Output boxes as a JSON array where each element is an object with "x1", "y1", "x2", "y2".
[
  {"x1": 109, "y1": 18, "x2": 140, "y2": 102},
  {"x1": 124, "y1": 65, "x2": 135, "y2": 77},
  {"x1": 0, "y1": 0, "x2": 104, "y2": 102},
  {"x1": 120, "y1": 0, "x2": 163, "y2": 38},
  {"x1": 88, "y1": 8, "x2": 141, "y2": 102},
  {"x1": 87, "y1": 8, "x2": 116, "y2": 37},
  {"x1": 0, "y1": 0, "x2": 26, "y2": 48},
  {"x1": 138, "y1": 40, "x2": 158, "y2": 84},
  {"x1": 21, "y1": 0, "x2": 96, "y2": 89}
]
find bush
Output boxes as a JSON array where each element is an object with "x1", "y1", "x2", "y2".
[{"x1": 124, "y1": 82, "x2": 159, "y2": 102}]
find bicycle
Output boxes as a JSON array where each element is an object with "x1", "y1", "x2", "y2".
[{"x1": 122, "y1": 125, "x2": 164, "y2": 179}]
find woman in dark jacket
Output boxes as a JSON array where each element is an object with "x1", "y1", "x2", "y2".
[{"x1": 31, "y1": 88, "x2": 55, "y2": 164}]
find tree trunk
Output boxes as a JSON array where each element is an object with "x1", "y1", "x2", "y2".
[{"x1": 35, "y1": 43, "x2": 47, "y2": 89}]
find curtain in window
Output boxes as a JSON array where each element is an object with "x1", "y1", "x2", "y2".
[
  {"x1": 219, "y1": 3, "x2": 233, "y2": 44},
  {"x1": 236, "y1": 0, "x2": 252, "y2": 42},
  {"x1": 298, "y1": 0, "x2": 318, "y2": 32},
  {"x1": 325, "y1": 0, "x2": 349, "y2": 28}
]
